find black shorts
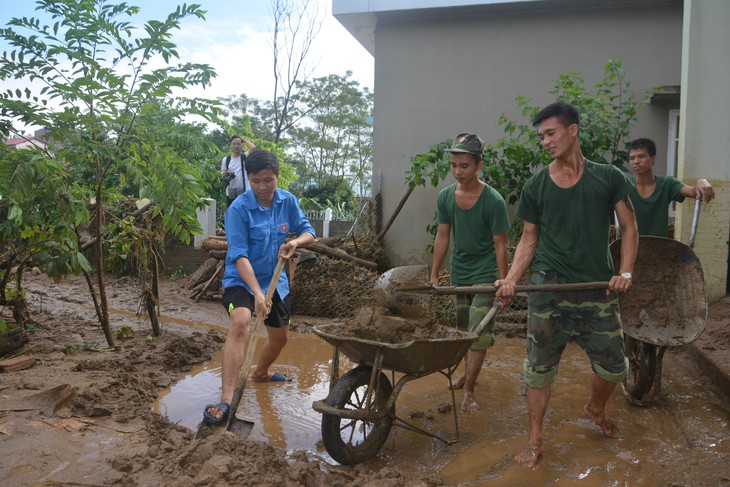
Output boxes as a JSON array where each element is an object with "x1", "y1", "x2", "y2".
[{"x1": 221, "y1": 286, "x2": 291, "y2": 328}]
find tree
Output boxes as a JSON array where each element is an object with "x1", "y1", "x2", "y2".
[
  {"x1": 0, "y1": 144, "x2": 89, "y2": 323},
  {"x1": 217, "y1": 94, "x2": 276, "y2": 142},
  {"x1": 270, "y1": 0, "x2": 322, "y2": 143},
  {"x1": 288, "y1": 72, "x2": 373, "y2": 204},
  {"x1": 0, "y1": 0, "x2": 221, "y2": 346}
]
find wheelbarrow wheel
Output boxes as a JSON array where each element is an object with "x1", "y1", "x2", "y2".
[
  {"x1": 622, "y1": 335, "x2": 657, "y2": 406},
  {"x1": 321, "y1": 364, "x2": 394, "y2": 465}
]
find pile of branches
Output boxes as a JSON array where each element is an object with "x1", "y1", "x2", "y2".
[{"x1": 185, "y1": 235, "x2": 390, "y2": 311}]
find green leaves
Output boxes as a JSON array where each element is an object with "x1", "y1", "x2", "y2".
[
  {"x1": 405, "y1": 140, "x2": 452, "y2": 190},
  {"x1": 1, "y1": 0, "x2": 222, "y2": 344}
]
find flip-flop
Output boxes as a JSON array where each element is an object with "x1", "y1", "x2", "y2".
[
  {"x1": 203, "y1": 401, "x2": 230, "y2": 425},
  {"x1": 270, "y1": 372, "x2": 293, "y2": 382},
  {"x1": 252, "y1": 371, "x2": 293, "y2": 383}
]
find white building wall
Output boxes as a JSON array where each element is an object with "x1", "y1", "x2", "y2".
[
  {"x1": 675, "y1": 0, "x2": 730, "y2": 300},
  {"x1": 369, "y1": 4, "x2": 683, "y2": 264}
]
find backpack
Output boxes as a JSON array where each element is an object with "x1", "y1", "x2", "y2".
[{"x1": 225, "y1": 153, "x2": 247, "y2": 191}]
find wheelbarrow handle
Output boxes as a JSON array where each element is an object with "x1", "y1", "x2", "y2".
[
  {"x1": 472, "y1": 301, "x2": 502, "y2": 335},
  {"x1": 426, "y1": 281, "x2": 610, "y2": 295},
  {"x1": 689, "y1": 198, "x2": 701, "y2": 249}
]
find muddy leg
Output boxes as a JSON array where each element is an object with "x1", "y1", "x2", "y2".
[
  {"x1": 516, "y1": 386, "x2": 550, "y2": 469},
  {"x1": 583, "y1": 374, "x2": 623, "y2": 439},
  {"x1": 461, "y1": 349, "x2": 486, "y2": 412}
]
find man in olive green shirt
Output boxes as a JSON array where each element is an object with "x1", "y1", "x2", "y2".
[
  {"x1": 430, "y1": 132, "x2": 510, "y2": 413},
  {"x1": 628, "y1": 138, "x2": 715, "y2": 237},
  {"x1": 496, "y1": 102, "x2": 638, "y2": 469}
]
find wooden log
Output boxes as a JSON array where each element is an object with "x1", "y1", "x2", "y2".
[
  {"x1": 201, "y1": 238, "x2": 228, "y2": 252},
  {"x1": 302, "y1": 242, "x2": 377, "y2": 269},
  {"x1": 377, "y1": 186, "x2": 414, "y2": 241},
  {"x1": 185, "y1": 257, "x2": 219, "y2": 290},
  {"x1": 0, "y1": 355, "x2": 35, "y2": 373},
  {"x1": 193, "y1": 260, "x2": 225, "y2": 303},
  {"x1": 209, "y1": 249, "x2": 227, "y2": 260}
]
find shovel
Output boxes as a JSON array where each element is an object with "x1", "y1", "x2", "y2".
[{"x1": 195, "y1": 256, "x2": 286, "y2": 439}]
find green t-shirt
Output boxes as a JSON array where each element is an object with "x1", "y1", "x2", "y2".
[
  {"x1": 516, "y1": 161, "x2": 633, "y2": 282},
  {"x1": 436, "y1": 182, "x2": 510, "y2": 285},
  {"x1": 629, "y1": 175, "x2": 685, "y2": 237}
]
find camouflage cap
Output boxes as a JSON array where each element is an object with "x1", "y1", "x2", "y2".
[{"x1": 445, "y1": 132, "x2": 485, "y2": 155}]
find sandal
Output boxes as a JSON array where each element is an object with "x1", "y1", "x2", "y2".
[{"x1": 203, "y1": 401, "x2": 230, "y2": 425}]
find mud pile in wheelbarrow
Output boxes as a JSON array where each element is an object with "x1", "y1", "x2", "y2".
[{"x1": 336, "y1": 305, "x2": 465, "y2": 343}]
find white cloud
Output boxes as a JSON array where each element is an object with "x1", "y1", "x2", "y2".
[{"x1": 1, "y1": 0, "x2": 374, "y2": 130}]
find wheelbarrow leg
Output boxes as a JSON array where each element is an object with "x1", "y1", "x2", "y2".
[
  {"x1": 623, "y1": 339, "x2": 669, "y2": 406},
  {"x1": 653, "y1": 346, "x2": 668, "y2": 397},
  {"x1": 623, "y1": 336, "x2": 657, "y2": 406}
]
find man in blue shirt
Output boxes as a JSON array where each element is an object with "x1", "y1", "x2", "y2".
[{"x1": 204, "y1": 149, "x2": 315, "y2": 425}]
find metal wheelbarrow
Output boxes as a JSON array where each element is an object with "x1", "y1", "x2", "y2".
[
  {"x1": 311, "y1": 324, "x2": 477, "y2": 465},
  {"x1": 610, "y1": 200, "x2": 708, "y2": 406}
]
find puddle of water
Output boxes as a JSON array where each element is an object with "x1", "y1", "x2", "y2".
[
  {"x1": 154, "y1": 331, "x2": 730, "y2": 485},
  {"x1": 79, "y1": 303, "x2": 229, "y2": 333},
  {"x1": 9, "y1": 464, "x2": 36, "y2": 477},
  {"x1": 153, "y1": 333, "x2": 348, "y2": 453}
]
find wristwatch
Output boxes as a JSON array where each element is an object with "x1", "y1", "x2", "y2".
[{"x1": 620, "y1": 272, "x2": 632, "y2": 280}]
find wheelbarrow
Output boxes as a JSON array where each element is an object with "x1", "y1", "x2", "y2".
[
  {"x1": 610, "y1": 200, "x2": 707, "y2": 406},
  {"x1": 311, "y1": 324, "x2": 477, "y2": 465}
]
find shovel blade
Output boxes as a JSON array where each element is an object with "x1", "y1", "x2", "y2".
[
  {"x1": 194, "y1": 420, "x2": 216, "y2": 440},
  {"x1": 193, "y1": 418, "x2": 253, "y2": 439},
  {"x1": 374, "y1": 265, "x2": 430, "y2": 317},
  {"x1": 227, "y1": 418, "x2": 255, "y2": 437}
]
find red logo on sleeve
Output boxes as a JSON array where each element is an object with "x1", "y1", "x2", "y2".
[{"x1": 279, "y1": 224, "x2": 288, "y2": 231}]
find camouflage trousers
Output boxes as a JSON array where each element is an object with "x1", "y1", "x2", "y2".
[
  {"x1": 455, "y1": 283, "x2": 496, "y2": 351},
  {"x1": 524, "y1": 270, "x2": 628, "y2": 388}
]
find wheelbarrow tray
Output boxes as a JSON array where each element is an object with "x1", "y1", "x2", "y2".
[
  {"x1": 313, "y1": 324, "x2": 477, "y2": 376},
  {"x1": 610, "y1": 236, "x2": 707, "y2": 347}
]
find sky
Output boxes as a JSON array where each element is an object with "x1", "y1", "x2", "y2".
[{"x1": 0, "y1": 0, "x2": 374, "y2": 126}]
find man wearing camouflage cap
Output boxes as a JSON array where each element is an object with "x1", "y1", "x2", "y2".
[{"x1": 429, "y1": 132, "x2": 510, "y2": 413}]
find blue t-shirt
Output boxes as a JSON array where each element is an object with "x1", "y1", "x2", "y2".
[{"x1": 223, "y1": 188, "x2": 315, "y2": 298}]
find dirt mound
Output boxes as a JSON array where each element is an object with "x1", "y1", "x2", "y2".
[
  {"x1": 336, "y1": 306, "x2": 467, "y2": 343},
  {"x1": 291, "y1": 256, "x2": 381, "y2": 318}
]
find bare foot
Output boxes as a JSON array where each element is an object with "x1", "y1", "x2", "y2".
[
  {"x1": 449, "y1": 374, "x2": 466, "y2": 390},
  {"x1": 515, "y1": 441, "x2": 544, "y2": 469},
  {"x1": 461, "y1": 392, "x2": 480, "y2": 413},
  {"x1": 583, "y1": 404, "x2": 624, "y2": 439}
]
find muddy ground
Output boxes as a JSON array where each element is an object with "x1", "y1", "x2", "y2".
[
  {"x1": 1, "y1": 267, "x2": 729, "y2": 487},
  {"x1": 1, "y1": 271, "x2": 443, "y2": 487}
]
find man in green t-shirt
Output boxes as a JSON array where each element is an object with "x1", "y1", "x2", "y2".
[
  {"x1": 429, "y1": 132, "x2": 510, "y2": 413},
  {"x1": 495, "y1": 102, "x2": 638, "y2": 469},
  {"x1": 628, "y1": 137, "x2": 715, "y2": 237}
]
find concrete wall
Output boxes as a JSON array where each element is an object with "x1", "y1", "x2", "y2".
[
  {"x1": 368, "y1": 4, "x2": 683, "y2": 264},
  {"x1": 674, "y1": 0, "x2": 730, "y2": 300},
  {"x1": 308, "y1": 219, "x2": 355, "y2": 238}
]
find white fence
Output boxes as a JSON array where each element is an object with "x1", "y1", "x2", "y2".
[{"x1": 302, "y1": 208, "x2": 358, "y2": 222}]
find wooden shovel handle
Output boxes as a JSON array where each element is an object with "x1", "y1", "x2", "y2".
[
  {"x1": 430, "y1": 281, "x2": 610, "y2": 295},
  {"x1": 227, "y1": 257, "x2": 286, "y2": 427}
]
